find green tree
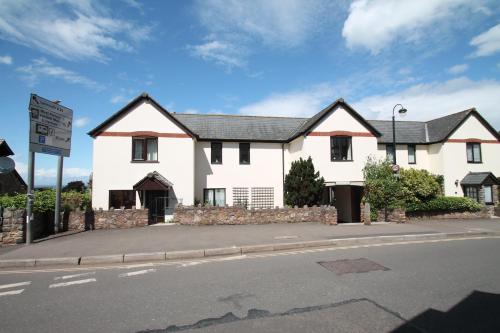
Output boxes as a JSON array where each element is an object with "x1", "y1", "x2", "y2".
[
  {"x1": 62, "y1": 180, "x2": 86, "y2": 193},
  {"x1": 284, "y1": 157, "x2": 325, "y2": 207},
  {"x1": 363, "y1": 156, "x2": 402, "y2": 221},
  {"x1": 400, "y1": 169, "x2": 441, "y2": 206}
]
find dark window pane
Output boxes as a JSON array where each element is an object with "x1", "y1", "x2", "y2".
[
  {"x1": 466, "y1": 143, "x2": 481, "y2": 163},
  {"x1": 211, "y1": 142, "x2": 222, "y2": 164},
  {"x1": 408, "y1": 145, "x2": 416, "y2": 164},
  {"x1": 133, "y1": 138, "x2": 144, "y2": 160},
  {"x1": 239, "y1": 143, "x2": 250, "y2": 164},
  {"x1": 331, "y1": 137, "x2": 352, "y2": 161},
  {"x1": 109, "y1": 190, "x2": 136, "y2": 209},
  {"x1": 203, "y1": 188, "x2": 225, "y2": 206},
  {"x1": 386, "y1": 144, "x2": 394, "y2": 162},
  {"x1": 146, "y1": 138, "x2": 158, "y2": 161}
]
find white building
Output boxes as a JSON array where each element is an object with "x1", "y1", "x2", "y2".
[{"x1": 89, "y1": 93, "x2": 500, "y2": 222}]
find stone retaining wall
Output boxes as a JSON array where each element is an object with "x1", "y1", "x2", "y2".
[
  {"x1": 406, "y1": 208, "x2": 491, "y2": 220},
  {"x1": 376, "y1": 208, "x2": 407, "y2": 223},
  {"x1": 0, "y1": 209, "x2": 25, "y2": 245},
  {"x1": 68, "y1": 208, "x2": 149, "y2": 231},
  {"x1": 172, "y1": 205, "x2": 337, "y2": 225}
]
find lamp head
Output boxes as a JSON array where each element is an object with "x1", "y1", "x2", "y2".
[{"x1": 399, "y1": 107, "x2": 407, "y2": 117}]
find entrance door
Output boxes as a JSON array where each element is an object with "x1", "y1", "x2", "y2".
[{"x1": 145, "y1": 190, "x2": 169, "y2": 223}]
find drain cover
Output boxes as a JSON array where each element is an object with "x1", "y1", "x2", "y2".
[{"x1": 318, "y1": 258, "x2": 389, "y2": 275}]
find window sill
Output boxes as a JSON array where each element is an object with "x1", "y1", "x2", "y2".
[
  {"x1": 211, "y1": 162, "x2": 222, "y2": 165},
  {"x1": 467, "y1": 161, "x2": 483, "y2": 164},
  {"x1": 331, "y1": 160, "x2": 354, "y2": 162},
  {"x1": 239, "y1": 162, "x2": 250, "y2": 165},
  {"x1": 409, "y1": 162, "x2": 416, "y2": 165},
  {"x1": 131, "y1": 160, "x2": 159, "y2": 163}
]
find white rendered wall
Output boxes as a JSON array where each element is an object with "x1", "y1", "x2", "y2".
[
  {"x1": 195, "y1": 141, "x2": 284, "y2": 207},
  {"x1": 91, "y1": 101, "x2": 195, "y2": 209}
]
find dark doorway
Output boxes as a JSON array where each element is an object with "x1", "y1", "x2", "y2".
[
  {"x1": 142, "y1": 190, "x2": 169, "y2": 223},
  {"x1": 325, "y1": 185, "x2": 364, "y2": 223}
]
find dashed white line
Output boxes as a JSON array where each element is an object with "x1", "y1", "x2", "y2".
[
  {"x1": 0, "y1": 281, "x2": 31, "y2": 290},
  {"x1": 119, "y1": 269, "x2": 156, "y2": 278},
  {"x1": 0, "y1": 289, "x2": 25, "y2": 297},
  {"x1": 49, "y1": 278, "x2": 96, "y2": 288},
  {"x1": 54, "y1": 272, "x2": 95, "y2": 281}
]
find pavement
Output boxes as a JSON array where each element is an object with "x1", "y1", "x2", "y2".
[
  {"x1": 0, "y1": 219, "x2": 499, "y2": 268},
  {"x1": 0, "y1": 235, "x2": 499, "y2": 332}
]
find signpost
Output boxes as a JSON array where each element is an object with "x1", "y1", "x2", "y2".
[{"x1": 26, "y1": 94, "x2": 73, "y2": 244}]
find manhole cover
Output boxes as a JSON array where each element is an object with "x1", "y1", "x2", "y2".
[{"x1": 318, "y1": 258, "x2": 389, "y2": 275}]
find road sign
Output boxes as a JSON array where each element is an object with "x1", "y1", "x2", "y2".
[
  {"x1": 0, "y1": 156, "x2": 15, "y2": 174},
  {"x1": 392, "y1": 164, "x2": 400, "y2": 173},
  {"x1": 28, "y1": 94, "x2": 73, "y2": 157}
]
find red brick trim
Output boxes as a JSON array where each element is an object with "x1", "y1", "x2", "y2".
[
  {"x1": 447, "y1": 138, "x2": 500, "y2": 144},
  {"x1": 98, "y1": 131, "x2": 191, "y2": 138},
  {"x1": 308, "y1": 131, "x2": 374, "y2": 137}
]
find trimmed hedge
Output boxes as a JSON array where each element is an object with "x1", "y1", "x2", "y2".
[
  {"x1": 0, "y1": 190, "x2": 91, "y2": 213},
  {"x1": 406, "y1": 196, "x2": 483, "y2": 213}
]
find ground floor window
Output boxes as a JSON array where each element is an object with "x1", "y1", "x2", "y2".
[
  {"x1": 204, "y1": 188, "x2": 226, "y2": 206},
  {"x1": 109, "y1": 190, "x2": 136, "y2": 209},
  {"x1": 484, "y1": 185, "x2": 493, "y2": 204},
  {"x1": 463, "y1": 186, "x2": 479, "y2": 203}
]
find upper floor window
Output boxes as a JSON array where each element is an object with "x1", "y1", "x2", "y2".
[
  {"x1": 466, "y1": 143, "x2": 481, "y2": 163},
  {"x1": 330, "y1": 136, "x2": 352, "y2": 161},
  {"x1": 239, "y1": 143, "x2": 250, "y2": 164},
  {"x1": 211, "y1": 142, "x2": 222, "y2": 164},
  {"x1": 132, "y1": 137, "x2": 158, "y2": 162},
  {"x1": 386, "y1": 144, "x2": 395, "y2": 162},
  {"x1": 408, "y1": 144, "x2": 416, "y2": 164}
]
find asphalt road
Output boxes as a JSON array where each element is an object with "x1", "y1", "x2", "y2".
[{"x1": 1, "y1": 236, "x2": 500, "y2": 332}]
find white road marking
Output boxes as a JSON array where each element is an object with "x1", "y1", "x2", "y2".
[
  {"x1": 0, "y1": 289, "x2": 25, "y2": 297},
  {"x1": 119, "y1": 269, "x2": 156, "y2": 277},
  {"x1": 118, "y1": 269, "x2": 156, "y2": 278},
  {"x1": 0, "y1": 235, "x2": 498, "y2": 275},
  {"x1": 0, "y1": 281, "x2": 31, "y2": 290},
  {"x1": 274, "y1": 235, "x2": 299, "y2": 240},
  {"x1": 49, "y1": 278, "x2": 96, "y2": 288},
  {"x1": 54, "y1": 272, "x2": 95, "y2": 281}
]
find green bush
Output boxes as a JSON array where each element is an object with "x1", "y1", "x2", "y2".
[
  {"x1": 400, "y1": 169, "x2": 442, "y2": 206},
  {"x1": 0, "y1": 189, "x2": 91, "y2": 213},
  {"x1": 285, "y1": 157, "x2": 325, "y2": 207},
  {"x1": 363, "y1": 157, "x2": 403, "y2": 212},
  {"x1": 406, "y1": 196, "x2": 483, "y2": 213}
]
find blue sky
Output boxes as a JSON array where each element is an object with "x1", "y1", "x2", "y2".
[{"x1": 1, "y1": 0, "x2": 500, "y2": 185}]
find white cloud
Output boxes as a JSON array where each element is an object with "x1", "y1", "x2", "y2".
[
  {"x1": 17, "y1": 58, "x2": 103, "y2": 90},
  {"x1": 110, "y1": 95, "x2": 128, "y2": 104},
  {"x1": 182, "y1": 108, "x2": 199, "y2": 114},
  {"x1": 191, "y1": 0, "x2": 336, "y2": 68},
  {"x1": 353, "y1": 77, "x2": 500, "y2": 128},
  {"x1": 0, "y1": 0, "x2": 151, "y2": 61},
  {"x1": 470, "y1": 24, "x2": 500, "y2": 57},
  {"x1": 188, "y1": 39, "x2": 246, "y2": 69},
  {"x1": 35, "y1": 167, "x2": 91, "y2": 178},
  {"x1": 448, "y1": 64, "x2": 469, "y2": 75},
  {"x1": 342, "y1": 0, "x2": 480, "y2": 54},
  {"x1": 239, "y1": 83, "x2": 336, "y2": 117},
  {"x1": 0, "y1": 55, "x2": 12, "y2": 65},
  {"x1": 74, "y1": 117, "x2": 90, "y2": 128}
]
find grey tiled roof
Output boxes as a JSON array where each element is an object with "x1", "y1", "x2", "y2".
[
  {"x1": 367, "y1": 120, "x2": 427, "y2": 144},
  {"x1": 426, "y1": 110, "x2": 472, "y2": 142},
  {"x1": 173, "y1": 113, "x2": 307, "y2": 141},
  {"x1": 461, "y1": 172, "x2": 499, "y2": 185}
]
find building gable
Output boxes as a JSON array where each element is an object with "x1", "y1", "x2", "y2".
[
  {"x1": 88, "y1": 93, "x2": 196, "y2": 138},
  {"x1": 448, "y1": 112, "x2": 500, "y2": 143}
]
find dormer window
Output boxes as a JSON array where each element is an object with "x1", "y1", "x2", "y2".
[
  {"x1": 132, "y1": 137, "x2": 158, "y2": 162},
  {"x1": 330, "y1": 136, "x2": 352, "y2": 161}
]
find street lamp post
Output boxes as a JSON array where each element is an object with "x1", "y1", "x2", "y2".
[{"x1": 392, "y1": 104, "x2": 407, "y2": 165}]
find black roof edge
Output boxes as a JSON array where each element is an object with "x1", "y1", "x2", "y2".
[
  {"x1": 0, "y1": 139, "x2": 14, "y2": 156},
  {"x1": 287, "y1": 99, "x2": 382, "y2": 142},
  {"x1": 87, "y1": 92, "x2": 198, "y2": 139},
  {"x1": 442, "y1": 109, "x2": 500, "y2": 142}
]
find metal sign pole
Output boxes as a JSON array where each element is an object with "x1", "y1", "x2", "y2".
[
  {"x1": 54, "y1": 156, "x2": 63, "y2": 234},
  {"x1": 26, "y1": 151, "x2": 35, "y2": 245}
]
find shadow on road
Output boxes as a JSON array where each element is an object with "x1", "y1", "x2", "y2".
[{"x1": 393, "y1": 290, "x2": 500, "y2": 333}]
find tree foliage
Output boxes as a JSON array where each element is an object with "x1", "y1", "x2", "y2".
[
  {"x1": 363, "y1": 157, "x2": 403, "y2": 215},
  {"x1": 62, "y1": 180, "x2": 86, "y2": 193},
  {"x1": 399, "y1": 168, "x2": 442, "y2": 206},
  {"x1": 284, "y1": 157, "x2": 325, "y2": 207},
  {"x1": 0, "y1": 189, "x2": 91, "y2": 213},
  {"x1": 406, "y1": 196, "x2": 482, "y2": 213}
]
